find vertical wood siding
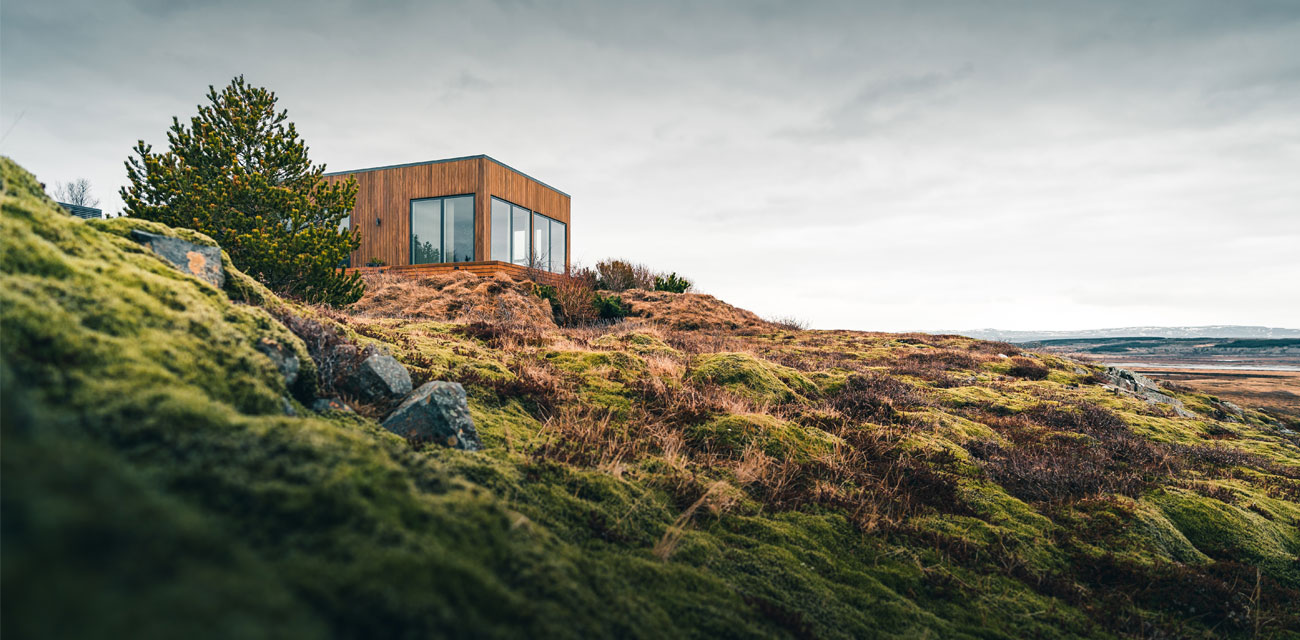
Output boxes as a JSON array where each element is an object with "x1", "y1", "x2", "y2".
[{"x1": 325, "y1": 156, "x2": 570, "y2": 270}]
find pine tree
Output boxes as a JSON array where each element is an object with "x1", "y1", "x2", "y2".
[{"x1": 121, "y1": 76, "x2": 363, "y2": 306}]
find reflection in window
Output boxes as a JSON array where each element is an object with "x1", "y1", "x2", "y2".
[
  {"x1": 490, "y1": 198, "x2": 510, "y2": 261},
  {"x1": 410, "y1": 195, "x2": 474, "y2": 264},
  {"x1": 445, "y1": 196, "x2": 474, "y2": 262},
  {"x1": 533, "y1": 212, "x2": 549, "y2": 270},
  {"x1": 410, "y1": 199, "x2": 442, "y2": 264},
  {"x1": 550, "y1": 220, "x2": 566, "y2": 273},
  {"x1": 491, "y1": 197, "x2": 536, "y2": 266},
  {"x1": 512, "y1": 204, "x2": 530, "y2": 265},
  {"x1": 489, "y1": 197, "x2": 567, "y2": 272}
]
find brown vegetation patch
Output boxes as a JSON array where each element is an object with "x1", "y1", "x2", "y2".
[
  {"x1": 967, "y1": 404, "x2": 1180, "y2": 503},
  {"x1": 1006, "y1": 356, "x2": 1050, "y2": 380},
  {"x1": 349, "y1": 271, "x2": 556, "y2": 327},
  {"x1": 890, "y1": 348, "x2": 984, "y2": 387},
  {"x1": 618, "y1": 289, "x2": 769, "y2": 332},
  {"x1": 828, "y1": 372, "x2": 927, "y2": 424}
]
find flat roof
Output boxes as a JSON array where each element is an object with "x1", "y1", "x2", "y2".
[{"x1": 322, "y1": 154, "x2": 570, "y2": 198}]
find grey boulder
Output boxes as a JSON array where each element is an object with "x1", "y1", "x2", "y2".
[
  {"x1": 342, "y1": 353, "x2": 412, "y2": 404},
  {"x1": 130, "y1": 229, "x2": 225, "y2": 288},
  {"x1": 382, "y1": 381, "x2": 481, "y2": 450}
]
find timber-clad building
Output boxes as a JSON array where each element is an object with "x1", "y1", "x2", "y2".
[{"x1": 325, "y1": 155, "x2": 570, "y2": 276}]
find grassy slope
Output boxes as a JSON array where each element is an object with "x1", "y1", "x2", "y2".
[{"x1": 3, "y1": 157, "x2": 1299, "y2": 639}]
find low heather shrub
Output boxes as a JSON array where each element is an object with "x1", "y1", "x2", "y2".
[
  {"x1": 829, "y1": 373, "x2": 925, "y2": 423},
  {"x1": 1006, "y1": 356, "x2": 1050, "y2": 380},
  {"x1": 594, "y1": 259, "x2": 655, "y2": 292},
  {"x1": 653, "y1": 272, "x2": 692, "y2": 293},
  {"x1": 593, "y1": 293, "x2": 629, "y2": 320}
]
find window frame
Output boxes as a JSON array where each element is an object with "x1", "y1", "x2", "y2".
[{"x1": 409, "y1": 194, "x2": 475, "y2": 265}]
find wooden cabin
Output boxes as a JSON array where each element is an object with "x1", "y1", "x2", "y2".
[{"x1": 325, "y1": 155, "x2": 570, "y2": 278}]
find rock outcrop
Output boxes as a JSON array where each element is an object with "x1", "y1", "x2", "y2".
[
  {"x1": 1103, "y1": 367, "x2": 1194, "y2": 418},
  {"x1": 340, "y1": 352, "x2": 413, "y2": 405},
  {"x1": 381, "y1": 381, "x2": 481, "y2": 450},
  {"x1": 129, "y1": 229, "x2": 225, "y2": 288}
]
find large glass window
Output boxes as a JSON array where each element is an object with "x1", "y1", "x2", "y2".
[
  {"x1": 550, "y1": 220, "x2": 566, "y2": 273},
  {"x1": 410, "y1": 195, "x2": 474, "y2": 264},
  {"x1": 491, "y1": 197, "x2": 535, "y2": 266},
  {"x1": 445, "y1": 196, "x2": 474, "y2": 262},
  {"x1": 410, "y1": 199, "x2": 442, "y2": 264},
  {"x1": 511, "y1": 204, "x2": 530, "y2": 265},
  {"x1": 489, "y1": 196, "x2": 566, "y2": 272},
  {"x1": 490, "y1": 198, "x2": 511, "y2": 261},
  {"x1": 533, "y1": 212, "x2": 550, "y2": 270},
  {"x1": 529, "y1": 212, "x2": 567, "y2": 273}
]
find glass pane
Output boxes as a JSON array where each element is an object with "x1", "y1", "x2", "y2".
[
  {"x1": 444, "y1": 195, "x2": 474, "y2": 262},
  {"x1": 533, "y1": 212, "x2": 549, "y2": 270},
  {"x1": 491, "y1": 198, "x2": 510, "y2": 261},
  {"x1": 410, "y1": 199, "x2": 441, "y2": 264},
  {"x1": 511, "y1": 205, "x2": 530, "y2": 265},
  {"x1": 550, "y1": 220, "x2": 566, "y2": 273}
]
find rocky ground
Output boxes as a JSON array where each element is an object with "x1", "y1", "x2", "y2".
[{"x1": 3, "y1": 157, "x2": 1299, "y2": 639}]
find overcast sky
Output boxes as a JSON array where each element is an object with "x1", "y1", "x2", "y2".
[{"x1": 3, "y1": 0, "x2": 1297, "y2": 331}]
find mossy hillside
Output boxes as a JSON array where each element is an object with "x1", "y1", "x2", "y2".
[
  {"x1": 0, "y1": 161, "x2": 1003, "y2": 639},
  {"x1": 0, "y1": 162, "x2": 314, "y2": 411},
  {"x1": 5, "y1": 156, "x2": 1300, "y2": 639}
]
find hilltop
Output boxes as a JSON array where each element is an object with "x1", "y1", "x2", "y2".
[{"x1": 3, "y1": 157, "x2": 1299, "y2": 639}]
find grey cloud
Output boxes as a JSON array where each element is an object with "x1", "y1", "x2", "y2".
[{"x1": 783, "y1": 64, "x2": 975, "y2": 140}]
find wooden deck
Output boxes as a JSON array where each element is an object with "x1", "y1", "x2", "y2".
[{"x1": 345, "y1": 260, "x2": 565, "y2": 284}]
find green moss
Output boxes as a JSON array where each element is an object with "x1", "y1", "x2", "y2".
[
  {"x1": 1128, "y1": 498, "x2": 1213, "y2": 565},
  {"x1": 689, "y1": 352, "x2": 816, "y2": 404},
  {"x1": 542, "y1": 349, "x2": 647, "y2": 414},
  {"x1": 687, "y1": 413, "x2": 838, "y2": 461},
  {"x1": 1150, "y1": 487, "x2": 1299, "y2": 585}
]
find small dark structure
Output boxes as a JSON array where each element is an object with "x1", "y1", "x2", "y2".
[{"x1": 59, "y1": 202, "x2": 103, "y2": 219}]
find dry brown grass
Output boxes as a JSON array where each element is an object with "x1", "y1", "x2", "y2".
[
  {"x1": 618, "y1": 289, "x2": 770, "y2": 332},
  {"x1": 653, "y1": 480, "x2": 735, "y2": 561},
  {"x1": 349, "y1": 271, "x2": 556, "y2": 327},
  {"x1": 889, "y1": 348, "x2": 987, "y2": 387}
]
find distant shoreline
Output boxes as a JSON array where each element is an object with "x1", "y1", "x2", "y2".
[{"x1": 1105, "y1": 362, "x2": 1300, "y2": 373}]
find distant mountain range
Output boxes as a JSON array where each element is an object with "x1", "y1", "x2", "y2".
[{"x1": 942, "y1": 325, "x2": 1300, "y2": 343}]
